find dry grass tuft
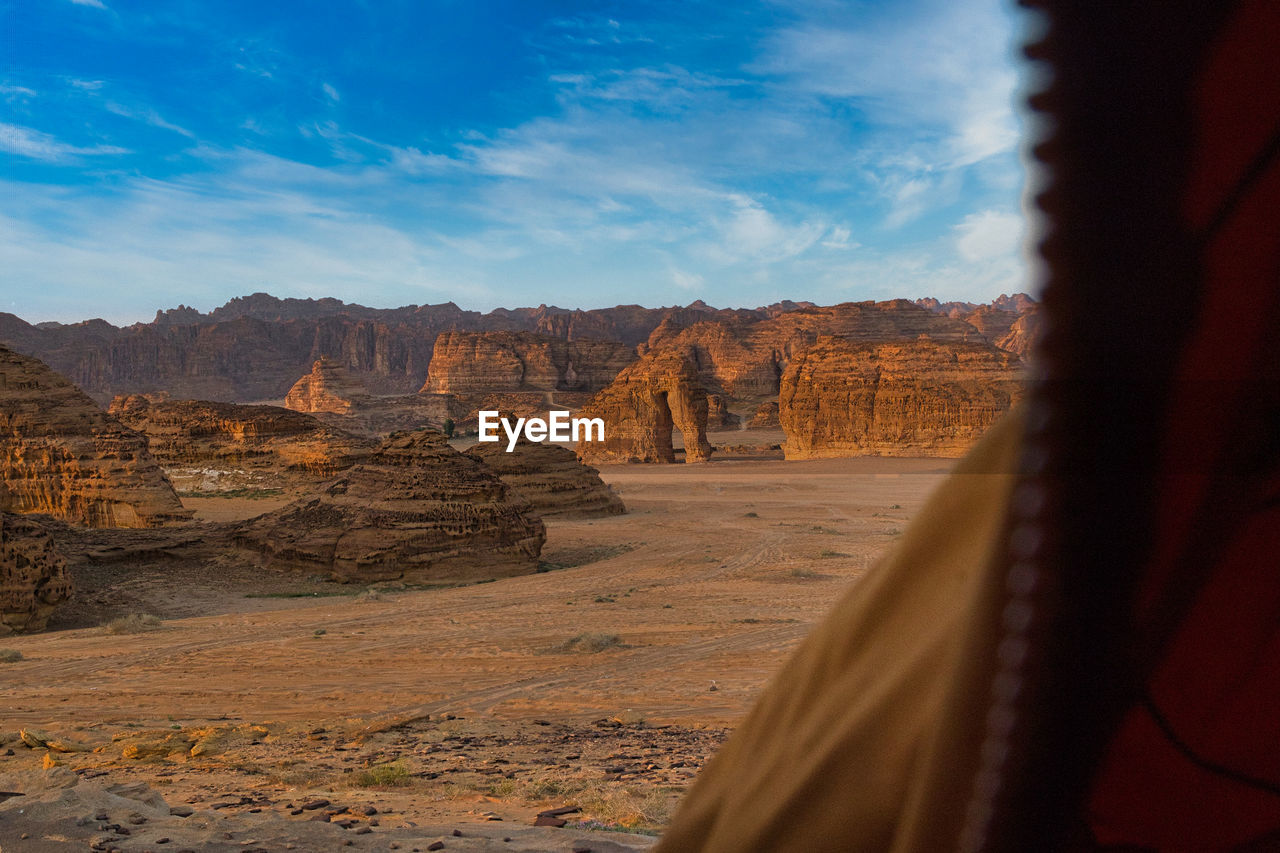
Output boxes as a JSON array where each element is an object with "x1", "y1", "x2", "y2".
[
  {"x1": 104, "y1": 614, "x2": 163, "y2": 635},
  {"x1": 0, "y1": 649, "x2": 23, "y2": 663},
  {"x1": 354, "y1": 761, "x2": 411, "y2": 787}
]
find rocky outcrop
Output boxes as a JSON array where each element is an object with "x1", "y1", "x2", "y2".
[
  {"x1": 1, "y1": 512, "x2": 72, "y2": 634},
  {"x1": 235, "y1": 429, "x2": 545, "y2": 583},
  {"x1": 748, "y1": 401, "x2": 780, "y2": 428},
  {"x1": 779, "y1": 337, "x2": 1024, "y2": 459},
  {"x1": 466, "y1": 439, "x2": 625, "y2": 518},
  {"x1": 284, "y1": 357, "x2": 372, "y2": 414},
  {"x1": 994, "y1": 306, "x2": 1044, "y2": 360},
  {"x1": 639, "y1": 300, "x2": 992, "y2": 425},
  {"x1": 283, "y1": 358, "x2": 462, "y2": 437},
  {"x1": 0, "y1": 346, "x2": 191, "y2": 528},
  {"x1": 423, "y1": 331, "x2": 634, "y2": 395},
  {"x1": 109, "y1": 394, "x2": 374, "y2": 494},
  {"x1": 576, "y1": 348, "x2": 712, "y2": 464}
]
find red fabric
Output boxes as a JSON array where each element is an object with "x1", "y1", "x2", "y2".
[{"x1": 1086, "y1": 0, "x2": 1280, "y2": 845}]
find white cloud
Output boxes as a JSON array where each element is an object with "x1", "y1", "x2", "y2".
[
  {"x1": 0, "y1": 122, "x2": 129, "y2": 162},
  {"x1": 0, "y1": 84, "x2": 37, "y2": 98},
  {"x1": 69, "y1": 0, "x2": 108, "y2": 8},
  {"x1": 954, "y1": 209, "x2": 1023, "y2": 262},
  {"x1": 105, "y1": 101, "x2": 194, "y2": 138},
  {"x1": 322, "y1": 82, "x2": 340, "y2": 103}
]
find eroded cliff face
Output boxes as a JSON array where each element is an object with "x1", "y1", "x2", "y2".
[
  {"x1": 0, "y1": 346, "x2": 191, "y2": 528},
  {"x1": 235, "y1": 429, "x2": 545, "y2": 583},
  {"x1": 575, "y1": 348, "x2": 712, "y2": 464},
  {"x1": 779, "y1": 337, "x2": 1024, "y2": 459},
  {"x1": 466, "y1": 440, "x2": 625, "y2": 518},
  {"x1": 423, "y1": 332, "x2": 635, "y2": 395},
  {"x1": 110, "y1": 394, "x2": 374, "y2": 494},
  {"x1": 639, "y1": 300, "x2": 993, "y2": 421},
  {"x1": 1, "y1": 512, "x2": 72, "y2": 635}
]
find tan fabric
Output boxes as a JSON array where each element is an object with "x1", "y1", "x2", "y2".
[{"x1": 655, "y1": 408, "x2": 1024, "y2": 852}]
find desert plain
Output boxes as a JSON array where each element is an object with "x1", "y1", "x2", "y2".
[{"x1": 1, "y1": 446, "x2": 950, "y2": 852}]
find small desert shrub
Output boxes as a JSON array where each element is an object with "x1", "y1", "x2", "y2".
[
  {"x1": 789, "y1": 567, "x2": 819, "y2": 579},
  {"x1": 594, "y1": 595, "x2": 616, "y2": 603},
  {"x1": 818, "y1": 550, "x2": 851, "y2": 558},
  {"x1": 0, "y1": 649, "x2": 23, "y2": 663},
  {"x1": 555, "y1": 633, "x2": 624, "y2": 653},
  {"x1": 355, "y1": 761, "x2": 411, "y2": 788},
  {"x1": 575, "y1": 786, "x2": 672, "y2": 832},
  {"x1": 105, "y1": 614, "x2": 163, "y2": 635},
  {"x1": 743, "y1": 511, "x2": 758, "y2": 518}
]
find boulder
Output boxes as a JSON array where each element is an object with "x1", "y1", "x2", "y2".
[
  {"x1": 1, "y1": 512, "x2": 72, "y2": 634},
  {"x1": 235, "y1": 429, "x2": 545, "y2": 583}
]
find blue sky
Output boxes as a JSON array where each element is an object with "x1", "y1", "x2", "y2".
[{"x1": 0, "y1": 0, "x2": 1032, "y2": 324}]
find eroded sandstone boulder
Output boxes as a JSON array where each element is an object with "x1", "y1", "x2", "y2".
[
  {"x1": 779, "y1": 337, "x2": 1024, "y2": 459},
  {"x1": 0, "y1": 346, "x2": 190, "y2": 528},
  {"x1": 1, "y1": 512, "x2": 72, "y2": 634},
  {"x1": 109, "y1": 395, "x2": 375, "y2": 494},
  {"x1": 235, "y1": 429, "x2": 545, "y2": 582},
  {"x1": 575, "y1": 347, "x2": 712, "y2": 464},
  {"x1": 466, "y1": 439, "x2": 625, "y2": 518}
]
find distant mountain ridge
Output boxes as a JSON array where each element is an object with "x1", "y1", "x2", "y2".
[{"x1": 0, "y1": 292, "x2": 1035, "y2": 405}]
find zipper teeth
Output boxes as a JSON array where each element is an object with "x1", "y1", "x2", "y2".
[
  {"x1": 958, "y1": 370, "x2": 1055, "y2": 853},
  {"x1": 959, "y1": 3, "x2": 1059, "y2": 844}
]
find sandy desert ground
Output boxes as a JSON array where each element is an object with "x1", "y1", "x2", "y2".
[{"x1": 1, "y1": 455, "x2": 951, "y2": 851}]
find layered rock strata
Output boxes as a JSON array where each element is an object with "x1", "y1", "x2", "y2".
[
  {"x1": 1, "y1": 512, "x2": 72, "y2": 634},
  {"x1": 423, "y1": 331, "x2": 635, "y2": 395},
  {"x1": 466, "y1": 439, "x2": 625, "y2": 518},
  {"x1": 575, "y1": 348, "x2": 712, "y2": 464},
  {"x1": 0, "y1": 345, "x2": 190, "y2": 527},
  {"x1": 109, "y1": 395, "x2": 374, "y2": 493},
  {"x1": 235, "y1": 429, "x2": 545, "y2": 582},
  {"x1": 779, "y1": 338, "x2": 1024, "y2": 459}
]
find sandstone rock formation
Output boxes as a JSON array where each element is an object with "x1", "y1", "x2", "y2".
[
  {"x1": 748, "y1": 401, "x2": 780, "y2": 428},
  {"x1": 576, "y1": 348, "x2": 712, "y2": 464},
  {"x1": 423, "y1": 331, "x2": 634, "y2": 395},
  {"x1": 284, "y1": 357, "x2": 372, "y2": 414},
  {"x1": 283, "y1": 358, "x2": 461, "y2": 437},
  {"x1": 639, "y1": 300, "x2": 992, "y2": 424},
  {"x1": 0, "y1": 345, "x2": 191, "y2": 528},
  {"x1": 236, "y1": 429, "x2": 545, "y2": 583},
  {"x1": 109, "y1": 394, "x2": 374, "y2": 494},
  {"x1": 466, "y1": 440, "x2": 625, "y2": 518},
  {"x1": 994, "y1": 305, "x2": 1044, "y2": 360},
  {"x1": 779, "y1": 337, "x2": 1024, "y2": 459},
  {"x1": 1, "y1": 512, "x2": 72, "y2": 634}
]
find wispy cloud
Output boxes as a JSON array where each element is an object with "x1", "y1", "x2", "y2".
[
  {"x1": 105, "y1": 101, "x2": 194, "y2": 138},
  {"x1": 322, "y1": 82, "x2": 340, "y2": 104},
  {"x1": 69, "y1": 0, "x2": 108, "y2": 9},
  {"x1": 0, "y1": 123, "x2": 129, "y2": 163}
]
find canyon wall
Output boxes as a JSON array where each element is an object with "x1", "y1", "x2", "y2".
[
  {"x1": 423, "y1": 331, "x2": 635, "y2": 395},
  {"x1": 778, "y1": 337, "x2": 1024, "y2": 459}
]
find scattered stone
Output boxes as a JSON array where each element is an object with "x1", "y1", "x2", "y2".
[
  {"x1": 301, "y1": 798, "x2": 330, "y2": 810},
  {"x1": 534, "y1": 815, "x2": 567, "y2": 828},
  {"x1": 427, "y1": 843, "x2": 445, "y2": 851},
  {"x1": 169, "y1": 804, "x2": 194, "y2": 817}
]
